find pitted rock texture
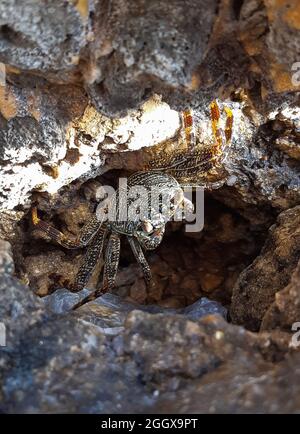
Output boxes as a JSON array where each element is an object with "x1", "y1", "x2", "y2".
[
  {"x1": 0, "y1": 246, "x2": 298, "y2": 414},
  {"x1": 0, "y1": 0, "x2": 299, "y2": 116},
  {"x1": 0, "y1": 1, "x2": 299, "y2": 216},
  {"x1": 261, "y1": 259, "x2": 300, "y2": 333},
  {"x1": 231, "y1": 206, "x2": 300, "y2": 331},
  {"x1": 0, "y1": 0, "x2": 89, "y2": 72},
  {"x1": 0, "y1": 91, "x2": 183, "y2": 210},
  {"x1": 0, "y1": 0, "x2": 300, "y2": 415},
  {"x1": 86, "y1": 0, "x2": 218, "y2": 115}
]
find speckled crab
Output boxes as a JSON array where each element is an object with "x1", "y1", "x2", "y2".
[{"x1": 32, "y1": 100, "x2": 233, "y2": 309}]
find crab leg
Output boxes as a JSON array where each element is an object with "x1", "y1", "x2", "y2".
[
  {"x1": 69, "y1": 225, "x2": 108, "y2": 292},
  {"x1": 210, "y1": 100, "x2": 233, "y2": 155},
  {"x1": 72, "y1": 233, "x2": 121, "y2": 310},
  {"x1": 146, "y1": 101, "x2": 233, "y2": 178},
  {"x1": 182, "y1": 109, "x2": 196, "y2": 152},
  {"x1": 32, "y1": 207, "x2": 101, "y2": 249},
  {"x1": 224, "y1": 106, "x2": 233, "y2": 143},
  {"x1": 127, "y1": 236, "x2": 152, "y2": 287},
  {"x1": 102, "y1": 233, "x2": 121, "y2": 291}
]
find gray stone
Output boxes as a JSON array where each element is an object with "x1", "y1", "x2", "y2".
[
  {"x1": 0, "y1": 0, "x2": 300, "y2": 415},
  {"x1": 0, "y1": 0, "x2": 87, "y2": 72},
  {"x1": 0, "y1": 265, "x2": 297, "y2": 413}
]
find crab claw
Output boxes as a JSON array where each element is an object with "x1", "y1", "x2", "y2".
[{"x1": 183, "y1": 197, "x2": 194, "y2": 215}]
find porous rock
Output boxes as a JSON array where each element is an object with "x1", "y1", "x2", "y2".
[
  {"x1": 0, "y1": 0, "x2": 300, "y2": 415},
  {"x1": 0, "y1": 250, "x2": 298, "y2": 413},
  {"x1": 231, "y1": 206, "x2": 300, "y2": 331}
]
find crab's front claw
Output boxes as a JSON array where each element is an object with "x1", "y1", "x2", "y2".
[
  {"x1": 183, "y1": 197, "x2": 194, "y2": 215},
  {"x1": 175, "y1": 197, "x2": 194, "y2": 221}
]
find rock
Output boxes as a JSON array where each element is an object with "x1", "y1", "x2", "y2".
[
  {"x1": 44, "y1": 288, "x2": 227, "y2": 322},
  {"x1": 0, "y1": 81, "x2": 299, "y2": 223},
  {"x1": 128, "y1": 278, "x2": 148, "y2": 304},
  {"x1": 0, "y1": 1, "x2": 298, "y2": 217},
  {"x1": 265, "y1": 0, "x2": 300, "y2": 69},
  {"x1": 151, "y1": 352, "x2": 300, "y2": 413},
  {"x1": 0, "y1": 0, "x2": 299, "y2": 117},
  {"x1": 211, "y1": 102, "x2": 300, "y2": 224},
  {"x1": 0, "y1": 241, "x2": 45, "y2": 346},
  {"x1": 0, "y1": 239, "x2": 14, "y2": 275},
  {"x1": 24, "y1": 251, "x2": 82, "y2": 296},
  {"x1": 87, "y1": 0, "x2": 218, "y2": 115},
  {"x1": 199, "y1": 272, "x2": 224, "y2": 293},
  {"x1": 0, "y1": 0, "x2": 300, "y2": 415},
  {"x1": 273, "y1": 108, "x2": 300, "y2": 160},
  {"x1": 231, "y1": 206, "x2": 300, "y2": 331},
  {"x1": 0, "y1": 91, "x2": 180, "y2": 210},
  {"x1": 0, "y1": 83, "x2": 91, "y2": 210},
  {"x1": 0, "y1": 257, "x2": 298, "y2": 413},
  {"x1": 0, "y1": 0, "x2": 88, "y2": 72},
  {"x1": 0, "y1": 211, "x2": 24, "y2": 268},
  {"x1": 261, "y1": 259, "x2": 300, "y2": 332}
]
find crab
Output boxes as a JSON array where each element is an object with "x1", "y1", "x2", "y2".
[
  {"x1": 32, "y1": 171, "x2": 193, "y2": 309},
  {"x1": 31, "y1": 100, "x2": 233, "y2": 309}
]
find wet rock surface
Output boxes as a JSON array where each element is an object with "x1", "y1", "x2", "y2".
[{"x1": 0, "y1": 0, "x2": 300, "y2": 414}]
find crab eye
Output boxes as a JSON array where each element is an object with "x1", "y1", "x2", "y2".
[
  {"x1": 169, "y1": 197, "x2": 175, "y2": 210},
  {"x1": 142, "y1": 220, "x2": 153, "y2": 233}
]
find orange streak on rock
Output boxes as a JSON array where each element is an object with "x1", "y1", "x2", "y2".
[
  {"x1": 284, "y1": 2, "x2": 300, "y2": 30},
  {"x1": 0, "y1": 86, "x2": 18, "y2": 120}
]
